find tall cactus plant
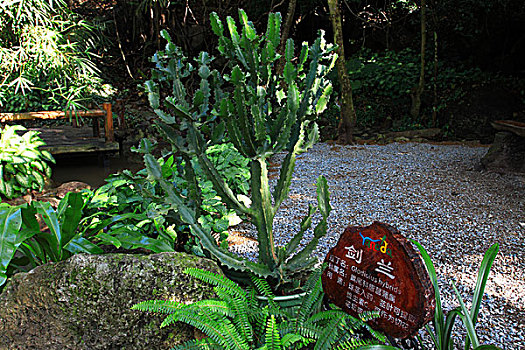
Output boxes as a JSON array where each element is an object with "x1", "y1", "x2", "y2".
[{"x1": 143, "y1": 10, "x2": 337, "y2": 291}]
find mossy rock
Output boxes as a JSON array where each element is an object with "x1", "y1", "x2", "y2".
[{"x1": 0, "y1": 252, "x2": 222, "y2": 349}]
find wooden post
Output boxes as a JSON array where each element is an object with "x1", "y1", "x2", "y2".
[{"x1": 103, "y1": 103, "x2": 114, "y2": 142}]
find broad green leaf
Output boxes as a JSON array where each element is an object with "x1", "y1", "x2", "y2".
[
  {"x1": 64, "y1": 236, "x2": 103, "y2": 255},
  {"x1": 60, "y1": 192, "x2": 85, "y2": 244},
  {"x1": 0, "y1": 205, "x2": 28, "y2": 287},
  {"x1": 33, "y1": 201, "x2": 62, "y2": 261}
]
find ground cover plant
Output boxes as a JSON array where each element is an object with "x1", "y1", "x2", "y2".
[
  {"x1": 141, "y1": 8, "x2": 337, "y2": 292},
  {"x1": 133, "y1": 267, "x2": 386, "y2": 349},
  {"x1": 84, "y1": 140, "x2": 250, "y2": 254},
  {"x1": 0, "y1": 190, "x2": 173, "y2": 290},
  {"x1": 0, "y1": 125, "x2": 54, "y2": 199}
]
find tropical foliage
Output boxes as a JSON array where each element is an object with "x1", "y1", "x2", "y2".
[
  {"x1": 0, "y1": 191, "x2": 169, "y2": 289},
  {"x1": 84, "y1": 140, "x2": 250, "y2": 253},
  {"x1": 142, "y1": 9, "x2": 336, "y2": 292},
  {"x1": 0, "y1": 125, "x2": 54, "y2": 199},
  {"x1": 132, "y1": 267, "x2": 386, "y2": 349},
  {"x1": 0, "y1": 0, "x2": 113, "y2": 111},
  {"x1": 411, "y1": 241, "x2": 501, "y2": 350}
]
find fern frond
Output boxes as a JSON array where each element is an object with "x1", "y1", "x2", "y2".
[
  {"x1": 185, "y1": 268, "x2": 246, "y2": 297},
  {"x1": 163, "y1": 308, "x2": 249, "y2": 350},
  {"x1": 131, "y1": 299, "x2": 182, "y2": 314},
  {"x1": 334, "y1": 337, "x2": 379, "y2": 350},
  {"x1": 282, "y1": 333, "x2": 314, "y2": 349},
  {"x1": 188, "y1": 300, "x2": 234, "y2": 318},
  {"x1": 359, "y1": 310, "x2": 381, "y2": 323},
  {"x1": 250, "y1": 274, "x2": 275, "y2": 297},
  {"x1": 302, "y1": 264, "x2": 325, "y2": 293},
  {"x1": 292, "y1": 323, "x2": 325, "y2": 340},
  {"x1": 229, "y1": 293, "x2": 254, "y2": 344},
  {"x1": 265, "y1": 315, "x2": 282, "y2": 350},
  {"x1": 304, "y1": 309, "x2": 346, "y2": 325},
  {"x1": 296, "y1": 277, "x2": 323, "y2": 325},
  {"x1": 171, "y1": 338, "x2": 223, "y2": 350},
  {"x1": 350, "y1": 311, "x2": 386, "y2": 343},
  {"x1": 312, "y1": 311, "x2": 348, "y2": 350}
]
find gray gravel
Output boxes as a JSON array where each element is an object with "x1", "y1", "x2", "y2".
[{"x1": 229, "y1": 142, "x2": 525, "y2": 349}]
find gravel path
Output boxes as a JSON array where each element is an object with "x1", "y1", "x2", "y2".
[{"x1": 229, "y1": 142, "x2": 525, "y2": 349}]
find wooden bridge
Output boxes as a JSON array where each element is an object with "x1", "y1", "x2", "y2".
[{"x1": 0, "y1": 102, "x2": 125, "y2": 156}]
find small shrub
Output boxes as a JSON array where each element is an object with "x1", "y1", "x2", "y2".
[{"x1": 0, "y1": 125, "x2": 54, "y2": 199}]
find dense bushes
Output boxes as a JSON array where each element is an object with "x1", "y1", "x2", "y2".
[
  {"x1": 0, "y1": 125, "x2": 54, "y2": 198},
  {"x1": 337, "y1": 48, "x2": 481, "y2": 132},
  {"x1": 0, "y1": 0, "x2": 113, "y2": 112}
]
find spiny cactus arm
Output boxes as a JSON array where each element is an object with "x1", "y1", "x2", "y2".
[
  {"x1": 195, "y1": 151, "x2": 252, "y2": 215},
  {"x1": 251, "y1": 158, "x2": 277, "y2": 270},
  {"x1": 230, "y1": 67, "x2": 258, "y2": 156},
  {"x1": 313, "y1": 84, "x2": 333, "y2": 115},
  {"x1": 251, "y1": 87, "x2": 268, "y2": 145},
  {"x1": 296, "y1": 42, "x2": 309, "y2": 75},
  {"x1": 269, "y1": 107, "x2": 294, "y2": 154},
  {"x1": 221, "y1": 99, "x2": 247, "y2": 155},
  {"x1": 181, "y1": 152, "x2": 202, "y2": 218},
  {"x1": 238, "y1": 10, "x2": 261, "y2": 80},
  {"x1": 144, "y1": 80, "x2": 160, "y2": 109},
  {"x1": 155, "y1": 120, "x2": 190, "y2": 155},
  {"x1": 226, "y1": 16, "x2": 249, "y2": 70},
  {"x1": 282, "y1": 204, "x2": 316, "y2": 261},
  {"x1": 265, "y1": 12, "x2": 282, "y2": 50},
  {"x1": 283, "y1": 176, "x2": 331, "y2": 272},
  {"x1": 295, "y1": 36, "x2": 323, "y2": 121},
  {"x1": 272, "y1": 122, "x2": 318, "y2": 213},
  {"x1": 144, "y1": 154, "x2": 266, "y2": 276}
]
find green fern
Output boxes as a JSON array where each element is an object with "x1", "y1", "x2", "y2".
[
  {"x1": 172, "y1": 338, "x2": 222, "y2": 350},
  {"x1": 133, "y1": 268, "x2": 388, "y2": 349},
  {"x1": 131, "y1": 299, "x2": 182, "y2": 314},
  {"x1": 334, "y1": 338, "x2": 379, "y2": 350},
  {"x1": 263, "y1": 315, "x2": 282, "y2": 350}
]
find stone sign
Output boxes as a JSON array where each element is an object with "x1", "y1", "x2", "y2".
[{"x1": 321, "y1": 222, "x2": 435, "y2": 339}]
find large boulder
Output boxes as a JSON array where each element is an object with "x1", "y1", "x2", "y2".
[
  {"x1": 481, "y1": 131, "x2": 525, "y2": 172},
  {"x1": 0, "y1": 252, "x2": 222, "y2": 349}
]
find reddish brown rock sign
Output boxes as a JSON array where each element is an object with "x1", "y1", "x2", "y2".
[{"x1": 321, "y1": 222, "x2": 435, "y2": 339}]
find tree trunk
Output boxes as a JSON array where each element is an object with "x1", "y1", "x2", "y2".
[
  {"x1": 277, "y1": 0, "x2": 297, "y2": 76},
  {"x1": 410, "y1": 0, "x2": 426, "y2": 119},
  {"x1": 327, "y1": 0, "x2": 357, "y2": 144}
]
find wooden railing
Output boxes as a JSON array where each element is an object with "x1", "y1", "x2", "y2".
[{"x1": 0, "y1": 102, "x2": 116, "y2": 142}]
